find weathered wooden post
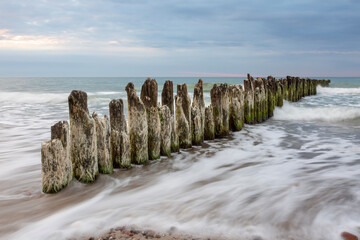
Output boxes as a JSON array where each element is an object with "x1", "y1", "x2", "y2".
[
  {"x1": 295, "y1": 77, "x2": 301, "y2": 101},
  {"x1": 192, "y1": 79, "x2": 205, "y2": 145},
  {"x1": 204, "y1": 105, "x2": 215, "y2": 140},
  {"x1": 292, "y1": 77, "x2": 297, "y2": 101},
  {"x1": 254, "y1": 85, "x2": 261, "y2": 123},
  {"x1": 92, "y1": 112, "x2": 112, "y2": 174},
  {"x1": 292, "y1": 76, "x2": 297, "y2": 101},
  {"x1": 244, "y1": 74, "x2": 255, "y2": 124},
  {"x1": 312, "y1": 80, "x2": 316, "y2": 94},
  {"x1": 297, "y1": 78, "x2": 303, "y2": 99},
  {"x1": 141, "y1": 78, "x2": 161, "y2": 160},
  {"x1": 286, "y1": 76, "x2": 293, "y2": 101},
  {"x1": 161, "y1": 80, "x2": 179, "y2": 152},
  {"x1": 175, "y1": 84, "x2": 192, "y2": 148},
  {"x1": 159, "y1": 105, "x2": 171, "y2": 157},
  {"x1": 229, "y1": 84, "x2": 244, "y2": 131},
  {"x1": 126, "y1": 83, "x2": 149, "y2": 164},
  {"x1": 162, "y1": 80, "x2": 174, "y2": 115},
  {"x1": 109, "y1": 99, "x2": 131, "y2": 168},
  {"x1": 325, "y1": 80, "x2": 331, "y2": 87},
  {"x1": 305, "y1": 79, "x2": 310, "y2": 95},
  {"x1": 301, "y1": 78, "x2": 305, "y2": 99},
  {"x1": 41, "y1": 121, "x2": 72, "y2": 193},
  {"x1": 267, "y1": 76, "x2": 277, "y2": 118},
  {"x1": 256, "y1": 78, "x2": 267, "y2": 122},
  {"x1": 280, "y1": 78, "x2": 288, "y2": 100},
  {"x1": 68, "y1": 90, "x2": 98, "y2": 183},
  {"x1": 310, "y1": 79, "x2": 315, "y2": 95},
  {"x1": 261, "y1": 78, "x2": 269, "y2": 121},
  {"x1": 308, "y1": 79, "x2": 312, "y2": 95},
  {"x1": 275, "y1": 81, "x2": 284, "y2": 107},
  {"x1": 211, "y1": 83, "x2": 230, "y2": 137},
  {"x1": 312, "y1": 80, "x2": 317, "y2": 95}
]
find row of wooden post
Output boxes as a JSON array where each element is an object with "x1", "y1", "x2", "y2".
[{"x1": 41, "y1": 75, "x2": 330, "y2": 193}]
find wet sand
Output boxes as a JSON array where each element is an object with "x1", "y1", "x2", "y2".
[{"x1": 84, "y1": 226, "x2": 213, "y2": 240}]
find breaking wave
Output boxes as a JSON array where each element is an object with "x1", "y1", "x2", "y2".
[
  {"x1": 318, "y1": 87, "x2": 360, "y2": 95},
  {"x1": 273, "y1": 102, "x2": 360, "y2": 123},
  {"x1": 0, "y1": 91, "x2": 124, "y2": 105},
  {"x1": 0, "y1": 92, "x2": 69, "y2": 104}
]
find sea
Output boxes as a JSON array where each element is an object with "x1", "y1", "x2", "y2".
[{"x1": 0, "y1": 77, "x2": 359, "y2": 240}]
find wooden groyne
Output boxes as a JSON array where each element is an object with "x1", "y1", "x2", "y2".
[{"x1": 41, "y1": 75, "x2": 330, "y2": 193}]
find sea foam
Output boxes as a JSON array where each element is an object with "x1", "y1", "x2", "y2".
[
  {"x1": 0, "y1": 91, "x2": 123, "y2": 105},
  {"x1": 318, "y1": 87, "x2": 360, "y2": 95},
  {"x1": 273, "y1": 102, "x2": 360, "y2": 123},
  {"x1": 0, "y1": 92, "x2": 69, "y2": 104}
]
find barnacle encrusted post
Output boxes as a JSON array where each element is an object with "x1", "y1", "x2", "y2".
[
  {"x1": 161, "y1": 80, "x2": 179, "y2": 152},
  {"x1": 109, "y1": 99, "x2": 131, "y2": 169},
  {"x1": 41, "y1": 121, "x2": 72, "y2": 193},
  {"x1": 254, "y1": 78, "x2": 266, "y2": 123},
  {"x1": 141, "y1": 78, "x2": 161, "y2": 160},
  {"x1": 159, "y1": 105, "x2": 171, "y2": 157},
  {"x1": 204, "y1": 105, "x2": 215, "y2": 140},
  {"x1": 275, "y1": 80, "x2": 284, "y2": 107},
  {"x1": 175, "y1": 84, "x2": 192, "y2": 148},
  {"x1": 244, "y1": 74, "x2": 255, "y2": 124},
  {"x1": 92, "y1": 112, "x2": 112, "y2": 174},
  {"x1": 68, "y1": 90, "x2": 98, "y2": 183},
  {"x1": 126, "y1": 83, "x2": 149, "y2": 165},
  {"x1": 210, "y1": 83, "x2": 230, "y2": 137},
  {"x1": 229, "y1": 84, "x2": 245, "y2": 131},
  {"x1": 191, "y1": 79, "x2": 205, "y2": 145}
]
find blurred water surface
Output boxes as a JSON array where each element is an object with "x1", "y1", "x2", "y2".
[{"x1": 0, "y1": 77, "x2": 359, "y2": 240}]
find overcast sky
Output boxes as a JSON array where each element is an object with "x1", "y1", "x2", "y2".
[{"x1": 0, "y1": 0, "x2": 359, "y2": 77}]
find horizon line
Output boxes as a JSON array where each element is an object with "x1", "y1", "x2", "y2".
[{"x1": 0, "y1": 75, "x2": 356, "y2": 78}]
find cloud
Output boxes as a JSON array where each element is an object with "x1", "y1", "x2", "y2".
[
  {"x1": 1, "y1": 0, "x2": 359, "y2": 51},
  {"x1": 0, "y1": 28, "x2": 161, "y2": 56},
  {"x1": 0, "y1": 0, "x2": 359, "y2": 76},
  {"x1": 0, "y1": 28, "x2": 68, "y2": 50}
]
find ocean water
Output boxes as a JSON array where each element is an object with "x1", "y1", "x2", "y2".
[{"x1": 0, "y1": 77, "x2": 359, "y2": 240}]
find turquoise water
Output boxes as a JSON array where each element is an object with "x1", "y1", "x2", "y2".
[{"x1": 0, "y1": 77, "x2": 359, "y2": 240}]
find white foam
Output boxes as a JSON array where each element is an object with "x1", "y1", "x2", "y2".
[
  {"x1": 273, "y1": 102, "x2": 360, "y2": 122},
  {"x1": 87, "y1": 91, "x2": 122, "y2": 96},
  {"x1": 1, "y1": 86, "x2": 360, "y2": 240},
  {"x1": 318, "y1": 87, "x2": 360, "y2": 95},
  {"x1": 0, "y1": 92, "x2": 69, "y2": 104},
  {"x1": 0, "y1": 91, "x2": 124, "y2": 105},
  {"x1": 5, "y1": 124, "x2": 359, "y2": 240}
]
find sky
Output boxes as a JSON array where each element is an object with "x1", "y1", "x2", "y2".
[{"x1": 0, "y1": 0, "x2": 359, "y2": 77}]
